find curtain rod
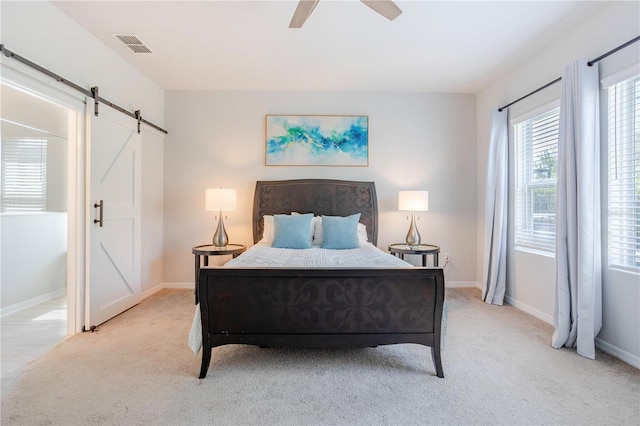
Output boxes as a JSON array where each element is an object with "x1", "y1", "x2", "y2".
[
  {"x1": 0, "y1": 44, "x2": 168, "y2": 135},
  {"x1": 498, "y1": 35, "x2": 640, "y2": 112}
]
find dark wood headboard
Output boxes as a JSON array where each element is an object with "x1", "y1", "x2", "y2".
[{"x1": 252, "y1": 179, "x2": 378, "y2": 245}]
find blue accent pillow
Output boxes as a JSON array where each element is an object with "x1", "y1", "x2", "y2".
[
  {"x1": 272, "y1": 214, "x2": 314, "y2": 249},
  {"x1": 321, "y1": 213, "x2": 361, "y2": 249}
]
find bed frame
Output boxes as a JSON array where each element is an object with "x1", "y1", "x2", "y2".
[{"x1": 197, "y1": 179, "x2": 445, "y2": 379}]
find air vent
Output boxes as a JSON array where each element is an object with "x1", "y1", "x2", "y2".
[{"x1": 112, "y1": 34, "x2": 153, "y2": 54}]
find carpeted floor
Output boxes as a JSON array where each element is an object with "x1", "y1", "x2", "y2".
[{"x1": 1, "y1": 287, "x2": 638, "y2": 425}]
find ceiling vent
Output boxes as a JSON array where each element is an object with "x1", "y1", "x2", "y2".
[{"x1": 112, "y1": 34, "x2": 153, "y2": 54}]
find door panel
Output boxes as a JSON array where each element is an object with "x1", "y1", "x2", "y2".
[{"x1": 87, "y1": 106, "x2": 141, "y2": 328}]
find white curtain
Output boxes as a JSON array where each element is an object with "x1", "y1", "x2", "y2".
[
  {"x1": 552, "y1": 59, "x2": 602, "y2": 359},
  {"x1": 482, "y1": 107, "x2": 509, "y2": 305}
]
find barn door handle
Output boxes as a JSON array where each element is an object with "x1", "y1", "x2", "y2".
[{"x1": 93, "y1": 200, "x2": 104, "y2": 227}]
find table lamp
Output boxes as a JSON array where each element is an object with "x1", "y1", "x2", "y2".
[
  {"x1": 398, "y1": 190, "x2": 429, "y2": 248},
  {"x1": 205, "y1": 188, "x2": 237, "y2": 247}
]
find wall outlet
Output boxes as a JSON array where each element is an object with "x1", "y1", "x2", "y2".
[{"x1": 444, "y1": 253, "x2": 451, "y2": 263}]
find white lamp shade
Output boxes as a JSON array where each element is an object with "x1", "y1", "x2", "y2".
[
  {"x1": 398, "y1": 190, "x2": 429, "y2": 211},
  {"x1": 205, "y1": 188, "x2": 237, "y2": 211}
]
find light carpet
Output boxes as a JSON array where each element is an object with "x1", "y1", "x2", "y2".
[{"x1": 1, "y1": 288, "x2": 638, "y2": 425}]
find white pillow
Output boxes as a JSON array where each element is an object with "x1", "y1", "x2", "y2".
[
  {"x1": 313, "y1": 216, "x2": 368, "y2": 246},
  {"x1": 357, "y1": 223, "x2": 368, "y2": 244},
  {"x1": 262, "y1": 215, "x2": 275, "y2": 244}
]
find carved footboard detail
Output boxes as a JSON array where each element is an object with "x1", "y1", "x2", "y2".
[{"x1": 198, "y1": 268, "x2": 445, "y2": 379}]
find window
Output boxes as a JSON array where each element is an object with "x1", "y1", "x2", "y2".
[
  {"x1": 1, "y1": 138, "x2": 48, "y2": 212},
  {"x1": 514, "y1": 107, "x2": 560, "y2": 253},
  {"x1": 607, "y1": 74, "x2": 640, "y2": 271}
]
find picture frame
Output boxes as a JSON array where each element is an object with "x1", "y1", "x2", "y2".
[{"x1": 265, "y1": 115, "x2": 369, "y2": 166}]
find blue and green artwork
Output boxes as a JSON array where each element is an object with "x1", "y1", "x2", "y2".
[{"x1": 265, "y1": 115, "x2": 368, "y2": 166}]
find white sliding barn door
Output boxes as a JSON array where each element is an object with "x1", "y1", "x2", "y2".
[{"x1": 86, "y1": 106, "x2": 141, "y2": 329}]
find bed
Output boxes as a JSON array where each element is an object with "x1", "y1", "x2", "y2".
[{"x1": 193, "y1": 179, "x2": 445, "y2": 379}]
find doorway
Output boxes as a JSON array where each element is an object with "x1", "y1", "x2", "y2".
[{"x1": 0, "y1": 77, "x2": 82, "y2": 376}]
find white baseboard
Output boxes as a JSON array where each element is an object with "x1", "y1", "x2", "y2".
[
  {"x1": 163, "y1": 282, "x2": 193, "y2": 289},
  {"x1": 2, "y1": 284, "x2": 178, "y2": 318},
  {"x1": 503, "y1": 295, "x2": 639, "y2": 370},
  {"x1": 140, "y1": 283, "x2": 164, "y2": 300},
  {"x1": 504, "y1": 295, "x2": 554, "y2": 325},
  {"x1": 596, "y1": 338, "x2": 640, "y2": 369},
  {"x1": 0, "y1": 287, "x2": 67, "y2": 318},
  {"x1": 446, "y1": 281, "x2": 480, "y2": 288}
]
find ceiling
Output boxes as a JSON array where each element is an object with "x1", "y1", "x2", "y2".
[{"x1": 52, "y1": 0, "x2": 606, "y2": 93}]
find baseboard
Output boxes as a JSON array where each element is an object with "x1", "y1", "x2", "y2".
[
  {"x1": 163, "y1": 282, "x2": 193, "y2": 289},
  {"x1": 0, "y1": 287, "x2": 67, "y2": 318},
  {"x1": 140, "y1": 283, "x2": 164, "y2": 300},
  {"x1": 504, "y1": 295, "x2": 554, "y2": 325},
  {"x1": 446, "y1": 281, "x2": 480, "y2": 288},
  {"x1": 596, "y1": 338, "x2": 640, "y2": 369},
  {"x1": 503, "y1": 296, "x2": 639, "y2": 369},
  {"x1": 2, "y1": 284, "x2": 180, "y2": 318}
]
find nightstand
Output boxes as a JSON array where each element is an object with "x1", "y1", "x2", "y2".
[
  {"x1": 388, "y1": 243, "x2": 440, "y2": 267},
  {"x1": 192, "y1": 244, "x2": 246, "y2": 304}
]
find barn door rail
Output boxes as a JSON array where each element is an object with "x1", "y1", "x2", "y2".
[{"x1": 0, "y1": 44, "x2": 168, "y2": 135}]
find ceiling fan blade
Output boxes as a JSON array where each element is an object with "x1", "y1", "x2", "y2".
[
  {"x1": 360, "y1": 0, "x2": 402, "y2": 21},
  {"x1": 289, "y1": 0, "x2": 320, "y2": 28}
]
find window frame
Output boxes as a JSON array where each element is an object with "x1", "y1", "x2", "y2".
[
  {"x1": 511, "y1": 101, "x2": 561, "y2": 255},
  {"x1": 604, "y1": 69, "x2": 640, "y2": 273}
]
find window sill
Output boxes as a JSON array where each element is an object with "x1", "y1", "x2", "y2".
[
  {"x1": 608, "y1": 265, "x2": 640, "y2": 276},
  {"x1": 0, "y1": 211, "x2": 66, "y2": 216},
  {"x1": 515, "y1": 246, "x2": 555, "y2": 258}
]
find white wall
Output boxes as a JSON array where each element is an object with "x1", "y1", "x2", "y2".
[
  {"x1": 1, "y1": 214, "x2": 67, "y2": 308},
  {"x1": 141, "y1": 128, "x2": 165, "y2": 293},
  {"x1": 164, "y1": 91, "x2": 477, "y2": 285},
  {"x1": 1, "y1": 1, "x2": 166, "y2": 295},
  {"x1": 0, "y1": 1, "x2": 164, "y2": 125},
  {"x1": 476, "y1": 1, "x2": 640, "y2": 366}
]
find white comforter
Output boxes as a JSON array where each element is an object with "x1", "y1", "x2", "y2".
[
  {"x1": 188, "y1": 243, "x2": 414, "y2": 354},
  {"x1": 226, "y1": 242, "x2": 412, "y2": 268}
]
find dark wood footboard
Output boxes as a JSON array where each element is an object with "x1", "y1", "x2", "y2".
[{"x1": 198, "y1": 267, "x2": 445, "y2": 379}]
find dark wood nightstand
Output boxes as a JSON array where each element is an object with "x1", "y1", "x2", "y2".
[
  {"x1": 192, "y1": 244, "x2": 246, "y2": 303},
  {"x1": 388, "y1": 243, "x2": 440, "y2": 267}
]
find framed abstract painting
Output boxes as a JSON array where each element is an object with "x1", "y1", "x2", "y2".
[{"x1": 265, "y1": 115, "x2": 369, "y2": 166}]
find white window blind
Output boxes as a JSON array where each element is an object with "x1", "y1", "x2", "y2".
[
  {"x1": 1, "y1": 138, "x2": 48, "y2": 212},
  {"x1": 514, "y1": 107, "x2": 560, "y2": 253},
  {"x1": 607, "y1": 74, "x2": 640, "y2": 271}
]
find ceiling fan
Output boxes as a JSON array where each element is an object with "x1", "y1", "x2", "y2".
[{"x1": 289, "y1": 0, "x2": 403, "y2": 28}]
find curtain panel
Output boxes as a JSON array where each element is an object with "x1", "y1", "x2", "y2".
[
  {"x1": 552, "y1": 59, "x2": 602, "y2": 359},
  {"x1": 482, "y1": 107, "x2": 509, "y2": 305}
]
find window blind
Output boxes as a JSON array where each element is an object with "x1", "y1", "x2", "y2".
[
  {"x1": 607, "y1": 74, "x2": 640, "y2": 270},
  {"x1": 514, "y1": 107, "x2": 560, "y2": 253},
  {"x1": 1, "y1": 138, "x2": 48, "y2": 212}
]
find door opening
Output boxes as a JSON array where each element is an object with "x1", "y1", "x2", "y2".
[{"x1": 0, "y1": 72, "x2": 84, "y2": 375}]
